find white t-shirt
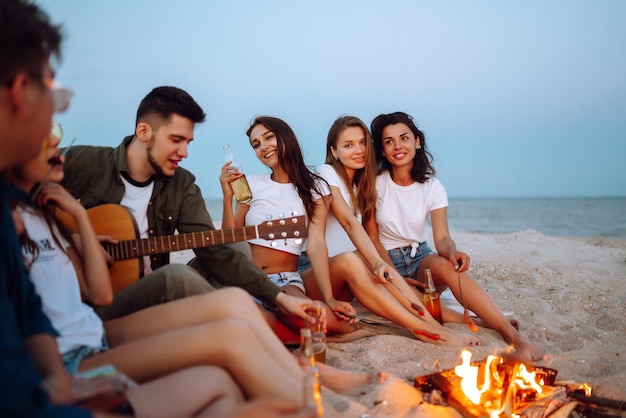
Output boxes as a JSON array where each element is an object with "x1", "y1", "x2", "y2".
[
  {"x1": 315, "y1": 164, "x2": 360, "y2": 257},
  {"x1": 120, "y1": 176, "x2": 154, "y2": 276},
  {"x1": 19, "y1": 207, "x2": 104, "y2": 354},
  {"x1": 375, "y1": 171, "x2": 448, "y2": 250},
  {"x1": 245, "y1": 174, "x2": 329, "y2": 256}
]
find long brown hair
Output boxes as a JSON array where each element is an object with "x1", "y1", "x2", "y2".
[
  {"x1": 246, "y1": 116, "x2": 328, "y2": 221},
  {"x1": 325, "y1": 116, "x2": 378, "y2": 221}
]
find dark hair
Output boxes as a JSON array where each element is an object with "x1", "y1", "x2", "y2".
[
  {"x1": 0, "y1": 0, "x2": 62, "y2": 84},
  {"x1": 370, "y1": 111, "x2": 436, "y2": 183},
  {"x1": 246, "y1": 116, "x2": 328, "y2": 221},
  {"x1": 325, "y1": 115, "x2": 377, "y2": 221},
  {"x1": 135, "y1": 86, "x2": 206, "y2": 127}
]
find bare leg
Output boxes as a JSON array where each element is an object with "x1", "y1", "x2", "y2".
[
  {"x1": 126, "y1": 366, "x2": 244, "y2": 417},
  {"x1": 443, "y1": 305, "x2": 520, "y2": 331},
  {"x1": 99, "y1": 287, "x2": 378, "y2": 398},
  {"x1": 303, "y1": 252, "x2": 480, "y2": 347},
  {"x1": 419, "y1": 254, "x2": 544, "y2": 361},
  {"x1": 317, "y1": 362, "x2": 385, "y2": 395},
  {"x1": 104, "y1": 288, "x2": 303, "y2": 378},
  {"x1": 82, "y1": 318, "x2": 303, "y2": 402}
]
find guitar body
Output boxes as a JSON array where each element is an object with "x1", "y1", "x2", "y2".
[
  {"x1": 85, "y1": 205, "x2": 142, "y2": 293},
  {"x1": 58, "y1": 204, "x2": 142, "y2": 293},
  {"x1": 57, "y1": 204, "x2": 307, "y2": 295}
]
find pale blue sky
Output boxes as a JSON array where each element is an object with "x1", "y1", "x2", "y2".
[{"x1": 39, "y1": 0, "x2": 626, "y2": 198}]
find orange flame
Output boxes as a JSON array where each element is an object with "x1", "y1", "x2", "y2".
[
  {"x1": 577, "y1": 382, "x2": 592, "y2": 396},
  {"x1": 454, "y1": 350, "x2": 497, "y2": 404},
  {"x1": 454, "y1": 350, "x2": 547, "y2": 417}
]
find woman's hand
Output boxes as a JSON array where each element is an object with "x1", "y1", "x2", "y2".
[
  {"x1": 450, "y1": 251, "x2": 471, "y2": 272},
  {"x1": 219, "y1": 161, "x2": 242, "y2": 199},
  {"x1": 326, "y1": 297, "x2": 356, "y2": 323},
  {"x1": 35, "y1": 182, "x2": 84, "y2": 217},
  {"x1": 371, "y1": 261, "x2": 404, "y2": 285},
  {"x1": 274, "y1": 293, "x2": 328, "y2": 333}
]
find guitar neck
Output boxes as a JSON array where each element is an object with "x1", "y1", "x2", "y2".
[{"x1": 104, "y1": 225, "x2": 261, "y2": 261}]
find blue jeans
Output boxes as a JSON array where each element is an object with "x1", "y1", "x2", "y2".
[{"x1": 387, "y1": 242, "x2": 434, "y2": 279}]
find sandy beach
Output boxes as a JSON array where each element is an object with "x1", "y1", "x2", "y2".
[{"x1": 171, "y1": 228, "x2": 626, "y2": 417}]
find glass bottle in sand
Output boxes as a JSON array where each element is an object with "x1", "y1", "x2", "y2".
[
  {"x1": 305, "y1": 300, "x2": 327, "y2": 364},
  {"x1": 422, "y1": 268, "x2": 443, "y2": 324},
  {"x1": 299, "y1": 328, "x2": 324, "y2": 417},
  {"x1": 223, "y1": 145, "x2": 252, "y2": 204}
]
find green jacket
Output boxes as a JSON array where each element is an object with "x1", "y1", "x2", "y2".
[{"x1": 61, "y1": 135, "x2": 282, "y2": 306}]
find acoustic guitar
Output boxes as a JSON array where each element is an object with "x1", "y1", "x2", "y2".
[{"x1": 58, "y1": 204, "x2": 306, "y2": 293}]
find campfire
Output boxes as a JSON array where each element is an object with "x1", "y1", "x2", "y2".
[{"x1": 414, "y1": 350, "x2": 625, "y2": 418}]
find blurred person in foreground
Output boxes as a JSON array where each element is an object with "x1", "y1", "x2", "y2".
[{"x1": 0, "y1": 0, "x2": 82, "y2": 415}]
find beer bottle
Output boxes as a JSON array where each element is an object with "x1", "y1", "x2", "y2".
[
  {"x1": 300, "y1": 328, "x2": 324, "y2": 417},
  {"x1": 305, "y1": 301, "x2": 327, "y2": 364},
  {"x1": 223, "y1": 145, "x2": 253, "y2": 204},
  {"x1": 423, "y1": 268, "x2": 443, "y2": 324}
]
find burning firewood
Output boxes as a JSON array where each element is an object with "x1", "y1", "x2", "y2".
[{"x1": 414, "y1": 351, "x2": 626, "y2": 417}]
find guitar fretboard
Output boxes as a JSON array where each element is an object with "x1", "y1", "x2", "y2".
[{"x1": 103, "y1": 225, "x2": 260, "y2": 261}]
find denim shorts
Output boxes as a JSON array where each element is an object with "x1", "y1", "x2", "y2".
[
  {"x1": 254, "y1": 271, "x2": 306, "y2": 310},
  {"x1": 62, "y1": 336, "x2": 108, "y2": 375},
  {"x1": 267, "y1": 271, "x2": 306, "y2": 293},
  {"x1": 387, "y1": 241, "x2": 434, "y2": 279},
  {"x1": 297, "y1": 251, "x2": 311, "y2": 272}
]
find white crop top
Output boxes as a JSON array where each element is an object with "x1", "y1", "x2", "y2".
[{"x1": 245, "y1": 174, "x2": 329, "y2": 255}]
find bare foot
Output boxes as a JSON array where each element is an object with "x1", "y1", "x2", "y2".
[{"x1": 317, "y1": 366, "x2": 385, "y2": 395}]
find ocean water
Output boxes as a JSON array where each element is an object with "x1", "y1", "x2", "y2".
[
  {"x1": 204, "y1": 197, "x2": 626, "y2": 239},
  {"x1": 447, "y1": 197, "x2": 626, "y2": 239}
]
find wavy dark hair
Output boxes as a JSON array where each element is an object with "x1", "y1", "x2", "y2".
[
  {"x1": 246, "y1": 116, "x2": 328, "y2": 221},
  {"x1": 325, "y1": 115, "x2": 377, "y2": 221},
  {"x1": 370, "y1": 112, "x2": 436, "y2": 183}
]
